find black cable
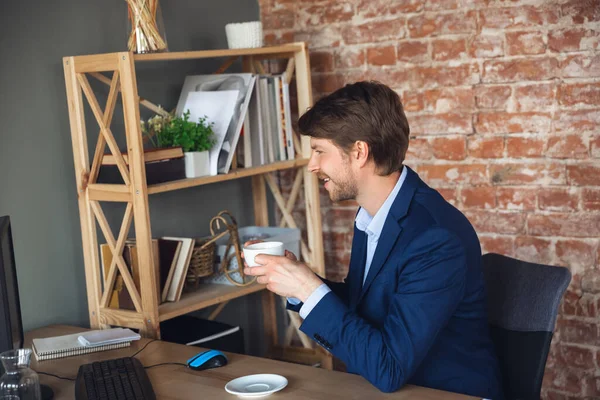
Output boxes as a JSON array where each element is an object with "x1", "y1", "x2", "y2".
[
  {"x1": 37, "y1": 371, "x2": 76, "y2": 381},
  {"x1": 131, "y1": 339, "x2": 158, "y2": 358},
  {"x1": 144, "y1": 362, "x2": 186, "y2": 369}
]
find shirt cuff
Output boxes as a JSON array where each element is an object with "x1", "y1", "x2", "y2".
[{"x1": 299, "y1": 284, "x2": 331, "y2": 319}]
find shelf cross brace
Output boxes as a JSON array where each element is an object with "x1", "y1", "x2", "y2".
[
  {"x1": 77, "y1": 73, "x2": 131, "y2": 186},
  {"x1": 90, "y1": 201, "x2": 142, "y2": 312}
]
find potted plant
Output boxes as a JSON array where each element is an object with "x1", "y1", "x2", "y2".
[{"x1": 142, "y1": 109, "x2": 216, "y2": 178}]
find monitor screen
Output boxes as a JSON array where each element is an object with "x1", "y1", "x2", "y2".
[{"x1": 0, "y1": 216, "x2": 24, "y2": 354}]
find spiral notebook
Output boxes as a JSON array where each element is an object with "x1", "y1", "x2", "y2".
[{"x1": 32, "y1": 330, "x2": 134, "y2": 361}]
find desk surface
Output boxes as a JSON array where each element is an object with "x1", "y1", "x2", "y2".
[{"x1": 26, "y1": 325, "x2": 476, "y2": 400}]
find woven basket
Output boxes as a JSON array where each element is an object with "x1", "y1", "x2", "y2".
[{"x1": 186, "y1": 238, "x2": 216, "y2": 288}]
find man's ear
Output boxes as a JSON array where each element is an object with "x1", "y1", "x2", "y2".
[{"x1": 353, "y1": 141, "x2": 369, "y2": 167}]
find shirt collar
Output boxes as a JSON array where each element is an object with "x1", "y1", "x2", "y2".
[{"x1": 355, "y1": 166, "x2": 408, "y2": 239}]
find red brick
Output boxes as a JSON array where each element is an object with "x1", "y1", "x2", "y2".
[
  {"x1": 479, "y1": 235, "x2": 514, "y2": 256},
  {"x1": 310, "y1": 51, "x2": 334, "y2": 73},
  {"x1": 545, "y1": 366, "x2": 585, "y2": 394},
  {"x1": 409, "y1": 113, "x2": 473, "y2": 135},
  {"x1": 401, "y1": 91, "x2": 424, "y2": 112},
  {"x1": 559, "y1": 344, "x2": 596, "y2": 370},
  {"x1": 342, "y1": 19, "x2": 406, "y2": 44},
  {"x1": 538, "y1": 188, "x2": 580, "y2": 211},
  {"x1": 514, "y1": 236, "x2": 554, "y2": 264},
  {"x1": 496, "y1": 187, "x2": 537, "y2": 210},
  {"x1": 549, "y1": 28, "x2": 600, "y2": 52},
  {"x1": 298, "y1": 3, "x2": 353, "y2": 27},
  {"x1": 322, "y1": 207, "x2": 359, "y2": 231},
  {"x1": 263, "y1": 31, "x2": 295, "y2": 46},
  {"x1": 312, "y1": 73, "x2": 345, "y2": 94},
  {"x1": 527, "y1": 213, "x2": 600, "y2": 238},
  {"x1": 323, "y1": 230, "x2": 353, "y2": 252},
  {"x1": 546, "y1": 135, "x2": 589, "y2": 159},
  {"x1": 464, "y1": 210, "x2": 526, "y2": 234},
  {"x1": 583, "y1": 374, "x2": 600, "y2": 397},
  {"x1": 432, "y1": 38, "x2": 467, "y2": 61},
  {"x1": 506, "y1": 137, "x2": 545, "y2": 158},
  {"x1": 562, "y1": 290, "x2": 597, "y2": 318},
  {"x1": 475, "y1": 112, "x2": 552, "y2": 134},
  {"x1": 436, "y1": 187, "x2": 458, "y2": 205},
  {"x1": 460, "y1": 186, "x2": 496, "y2": 209},
  {"x1": 469, "y1": 34, "x2": 504, "y2": 58},
  {"x1": 474, "y1": 85, "x2": 511, "y2": 109},
  {"x1": 262, "y1": 8, "x2": 295, "y2": 30},
  {"x1": 418, "y1": 164, "x2": 488, "y2": 185},
  {"x1": 424, "y1": 0, "x2": 473, "y2": 11},
  {"x1": 479, "y1": 6, "x2": 558, "y2": 29},
  {"x1": 468, "y1": 136, "x2": 504, "y2": 158},
  {"x1": 490, "y1": 163, "x2": 566, "y2": 185},
  {"x1": 397, "y1": 41, "x2": 429, "y2": 63},
  {"x1": 567, "y1": 164, "x2": 600, "y2": 186},
  {"x1": 405, "y1": 138, "x2": 433, "y2": 161},
  {"x1": 556, "y1": 317, "x2": 599, "y2": 347},
  {"x1": 560, "y1": 0, "x2": 600, "y2": 24},
  {"x1": 506, "y1": 31, "x2": 546, "y2": 55},
  {"x1": 430, "y1": 136, "x2": 467, "y2": 160},
  {"x1": 558, "y1": 82, "x2": 600, "y2": 107},
  {"x1": 593, "y1": 134, "x2": 600, "y2": 158},
  {"x1": 583, "y1": 271, "x2": 600, "y2": 295},
  {"x1": 367, "y1": 46, "x2": 396, "y2": 66},
  {"x1": 483, "y1": 57, "x2": 558, "y2": 83},
  {"x1": 555, "y1": 110, "x2": 600, "y2": 134},
  {"x1": 407, "y1": 11, "x2": 477, "y2": 38},
  {"x1": 415, "y1": 63, "x2": 480, "y2": 88},
  {"x1": 514, "y1": 83, "x2": 556, "y2": 112},
  {"x1": 422, "y1": 87, "x2": 475, "y2": 113},
  {"x1": 324, "y1": 250, "x2": 351, "y2": 278},
  {"x1": 582, "y1": 189, "x2": 600, "y2": 211},
  {"x1": 357, "y1": 0, "x2": 423, "y2": 18},
  {"x1": 556, "y1": 240, "x2": 598, "y2": 272},
  {"x1": 334, "y1": 47, "x2": 365, "y2": 70},
  {"x1": 561, "y1": 54, "x2": 600, "y2": 78}
]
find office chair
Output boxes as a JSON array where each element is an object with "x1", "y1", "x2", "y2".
[{"x1": 482, "y1": 253, "x2": 571, "y2": 400}]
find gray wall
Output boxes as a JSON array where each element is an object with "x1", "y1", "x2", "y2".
[{"x1": 0, "y1": 0, "x2": 268, "y2": 355}]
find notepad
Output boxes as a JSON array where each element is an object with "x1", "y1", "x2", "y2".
[{"x1": 32, "y1": 329, "x2": 135, "y2": 361}]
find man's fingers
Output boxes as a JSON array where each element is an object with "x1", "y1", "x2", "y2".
[
  {"x1": 244, "y1": 266, "x2": 266, "y2": 276},
  {"x1": 244, "y1": 239, "x2": 263, "y2": 247},
  {"x1": 254, "y1": 254, "x2": 285, "y2": 265},
  {"x1": 257, "y1": 276, "x2": 269, "y2": 285},
  {"x1": 285, "y1": 250, "x2": 298, "y2": 261}
]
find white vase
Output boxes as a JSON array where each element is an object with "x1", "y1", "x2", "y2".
[{"x1": 184, "y1": 151, "x2": 210, "y2": 178}]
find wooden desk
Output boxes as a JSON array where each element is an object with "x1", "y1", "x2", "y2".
[{"x1": 26, "y1": 325, "x2": 476, "y2": 400}]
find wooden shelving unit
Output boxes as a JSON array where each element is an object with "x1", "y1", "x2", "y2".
[{"x1": 63, "y1": 42, "x2": 330, "y2": 368}]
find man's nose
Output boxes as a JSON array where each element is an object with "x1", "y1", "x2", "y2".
[{"x1": 307, "y1": 153, "x2": 319, "y2": 173}]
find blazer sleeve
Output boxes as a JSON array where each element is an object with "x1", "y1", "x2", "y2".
[
  {"x1": 299, "y1": 227, "x2": 467, "y2": 393},
  {"x1": 286, "y1": 277, "x2": 350, "y2": 312}
]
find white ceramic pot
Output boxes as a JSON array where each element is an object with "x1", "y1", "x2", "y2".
[{"x1": 184, "y1": 151, "x2": 210, "y2": 178}]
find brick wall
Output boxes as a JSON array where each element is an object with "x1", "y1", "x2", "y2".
[{"x1": 258, "y1": 0, "x2": 600, "y2": 397}]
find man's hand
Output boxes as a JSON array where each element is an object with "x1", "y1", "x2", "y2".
[{"x1": 243, "y1": 254, "x2": 322, "y2": 302}]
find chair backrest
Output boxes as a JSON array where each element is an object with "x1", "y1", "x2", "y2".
[{"x1": 482, "y1": 253, "x2": 571, "y2": 400}]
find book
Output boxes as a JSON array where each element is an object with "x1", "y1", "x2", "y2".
[
  {"x1": 162, "y1": 237, "x2": 196, "y2": 302},
  {"x1": 101, "y1": 147, "x2": 184, "y2": 166},
  {"x1": 158, "y1": 238, "x2": 183, "y2": 302},
  {"x1": 32, "y1": 330, "x2": 132, "y2": 361}
]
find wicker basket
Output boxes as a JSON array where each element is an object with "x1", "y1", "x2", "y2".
[{"x1": 186, "y1": 238, "x2": 216, "y2": 289}]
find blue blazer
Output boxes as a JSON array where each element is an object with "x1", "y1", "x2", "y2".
[{"x1": 292, "y1": 167, "x2": 503, "y2": 398}]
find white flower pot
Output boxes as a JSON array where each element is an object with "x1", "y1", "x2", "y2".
[{"x1": 184, "y1": 151, "x2": 210, "y2": 178}]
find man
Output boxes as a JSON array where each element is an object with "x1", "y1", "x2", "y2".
[{"x1": 244, "y1": 81, "x2": 503, "y2": 399}]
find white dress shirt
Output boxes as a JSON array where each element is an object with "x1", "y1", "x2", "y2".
[{"x1": 289, "y1": 166, "x2": 408, "y2": 319}]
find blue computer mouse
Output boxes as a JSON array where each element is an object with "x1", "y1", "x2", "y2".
[{"x1": 186, "y1": 349, "x2": 228, "y2": 371}]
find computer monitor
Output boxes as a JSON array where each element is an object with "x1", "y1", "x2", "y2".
[{"x1": 0, "y1": 216, "x2": 24, "y2": 373}]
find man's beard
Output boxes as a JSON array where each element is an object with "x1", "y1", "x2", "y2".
[{"x1": 328, "y1": 174, "x2": 358, "y2": 202}]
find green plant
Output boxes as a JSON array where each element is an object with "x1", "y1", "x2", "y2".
[{"x1": 141, "y1": 109, "x2": 216, "y2": 152}]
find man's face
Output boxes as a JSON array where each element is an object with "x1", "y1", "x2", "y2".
[{"x1": 308, "y1": 138, "x2": 358, "y2": 202}]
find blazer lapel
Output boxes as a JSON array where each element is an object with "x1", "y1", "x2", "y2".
[
  {"x1": 347, "y1": 225, "x2": 367, "y2": 310},
  {"x1": 356, "y1": 167, "x2": 420, "y2": 305}
]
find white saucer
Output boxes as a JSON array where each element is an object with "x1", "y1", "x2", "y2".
[{"x1": 225, "y1": 374, "x2": 288, "y2": 397}]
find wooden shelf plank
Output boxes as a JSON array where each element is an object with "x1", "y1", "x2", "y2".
[
  {"x1": 133, "y1": 43, "x2": 303, "y2": 62},
  {"x1": 148, "y1": 158, "x2": 309, "y2": 195},
  {"x1": 158, "y1": 282, "x2": 265, "y2": 322}
]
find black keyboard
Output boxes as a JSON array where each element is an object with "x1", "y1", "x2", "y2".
[{"x1": 75, "y1": 357, "x2": 156, "y2": 400}]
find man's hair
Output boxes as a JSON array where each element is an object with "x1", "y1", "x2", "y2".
[{"x1": 297, "y1": 81, "x2": 410, "y2": 176}]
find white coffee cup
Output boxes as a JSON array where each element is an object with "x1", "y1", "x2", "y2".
[{"x1": 243, "y1": 241, "x2": 284, "y2": 267}]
